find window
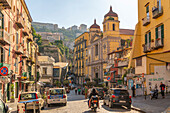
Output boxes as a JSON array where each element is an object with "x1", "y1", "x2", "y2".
[
  {"x1": 86, "y1": 59, "x2": 88, "y2": 65},
  {"x1": 43, "y1": 67, "x2": 47, "y2": 75},
  {"x1": 53, "y1": 68, "x2": 59, "y2": 77},
  {"x1": 86, "y1": 50, "x2": 88, "y2": 56},
  {"x1": 0, "y1": 47, "x2": 5, "y2": 63},
  {"x1": 146, "y1": 5, "x2": 149, "y2": 16},
  {"x1": 112, "y1": 24, "x2": 115, "y2": 31},
  {"x1": 155, "y1": 24, "x2": 164, "y2": 43},
  {"x1": 145, "y1": 32, "x2": 151, "y2": 44},
  {"x1": 136, "y1": 57, "x2": 142, "y2": 66},
  {"x1": 95, "y1": 44, "x2": 98, "y2": 56}
]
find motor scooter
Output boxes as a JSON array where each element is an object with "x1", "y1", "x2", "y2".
[{"x1": 90, "y1": 95, "x2": 98, "y2": 112}]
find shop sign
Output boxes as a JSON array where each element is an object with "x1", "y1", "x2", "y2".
[{"x1": 149, "y1": 77, "x2": 164, "y2": 81}]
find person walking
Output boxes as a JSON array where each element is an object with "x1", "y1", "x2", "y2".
[
  {"x1": 75, "y1": 87, "x2": 78, "y2": 95},
  {"x1": 131, "y1": 85, "x2": 136, "y2": 97},
  {"x1": 160, "y1": 82, "x2": 165, "y2": 98},
  {"x1": 84, "y1": 86, "x2": 88, "y2": 99},
  {"x1": 78, "y1": 87, "x2": 81, "y2": 95}
]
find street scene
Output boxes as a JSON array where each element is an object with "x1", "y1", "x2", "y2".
[{"x1": 0, "y1": 0, "x2": 170, "y2": 113}]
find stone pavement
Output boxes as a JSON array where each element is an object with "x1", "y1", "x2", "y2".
[{"x1": 131, "y1": 93, "x2": 170, "y2": 113}]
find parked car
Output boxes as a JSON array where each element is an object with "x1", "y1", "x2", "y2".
[
  {"x1": 47, "y1": 88, "x2": 67, "y2": 107},
  {"x1": 17, "y1": 92, "x2": 45, "y2": 113},
  {"x1": 103, "y1": 88, "x2": 131, "y2": 109},
  {"x1": 0, "y1": 99, "x2": 9, "y2": 113}
]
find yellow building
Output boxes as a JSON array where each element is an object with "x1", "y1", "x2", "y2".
[
  {"x1": 73, "y1": 6, "x2": 134, "y2": 84},
  {"x1": 132, "y1": 0, "x2": 170, "y2": 91},
  {"x1": 74, "y1": 32, "x2": 89, "y2": 84},
  {"x1": 87, "y1": 7, "x2": 134, "y2": 83}
]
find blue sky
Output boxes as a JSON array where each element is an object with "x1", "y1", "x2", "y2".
[{"x1": 25, "y1": 0, "x2": 138, "y2": 30}]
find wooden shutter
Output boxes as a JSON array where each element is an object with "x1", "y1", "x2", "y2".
[
  {"x1": 149, "y1": 32, "x2": 151, "y2": 43},
  {"x1": 161, "y1": 24, "x2": 164, "y2": 45},
  {"x1": 145, "y1": 34, "x2": 147, "y2": 44},
  {"x1": 155, "y1": 27, "x2": 158, "y2": 39}
]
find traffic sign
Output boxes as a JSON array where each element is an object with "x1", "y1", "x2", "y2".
[
  {"x1": 106, "y1": 76, "x2": 111, "y2": 81},
  {"x1": 0, "y1": 66, "x2": 8, "y2": 76}
]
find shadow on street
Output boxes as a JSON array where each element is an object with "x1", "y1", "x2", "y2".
[{"x1": 101, "y1": 105, "x2": 131, "y2": 112}]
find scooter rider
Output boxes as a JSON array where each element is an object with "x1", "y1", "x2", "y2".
[{"x1": 88, "y1": 88, "x2": 100, "y2": 109}]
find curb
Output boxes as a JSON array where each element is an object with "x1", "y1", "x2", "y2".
[{"x1": 131, "y1": 106, "x2": 146, "y2": 113}]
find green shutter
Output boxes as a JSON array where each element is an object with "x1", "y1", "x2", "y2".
[
  {"x1": 146, "y1": 6, "x2": 149, "y2": 13},
  {"x1": 145, "y1": 34, "x2": 147, "y2": 44},
  {"x1": 161, "y1": 24, "x2": 164, "y2": 45},
  {"x1": 149, "y1": 32, "x2": 151, "y2": 43},
  {"x1": 161, "y1": 24, "x2": 164, "y2": 38},
  {"x1": 155, "y1": 27, "x2": 158, "y2": 39}
]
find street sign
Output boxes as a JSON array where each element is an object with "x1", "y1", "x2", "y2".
[
  {"x1": 106, "y1": 76, "x2": 111, "y2": 81},
  {"x1": 0, "y1": 66, "x2": 8, "y2": 76}
]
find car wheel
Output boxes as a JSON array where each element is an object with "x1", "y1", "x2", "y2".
[
  {"x1": 109, "y1": 101, "x2": 112, "y2": 108},
  {"x1": 48, "y1": 104, "x2": 50, "y2": 107},
  {"x1": 103, "y1": 99, "x2": 106, "y2": 105}
]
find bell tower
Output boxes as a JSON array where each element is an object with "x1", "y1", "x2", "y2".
[{"x1": 103, "y1": 6, "x2": 120, "y2": 38}]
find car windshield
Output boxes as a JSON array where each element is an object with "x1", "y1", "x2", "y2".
[
  {"x1": 50, "y1": 89, "x2": 65, "y2": 95},
  {"x1": 20, "y1": 93, "x2": 36, "y2": 100},
  {"x1": 114, "y1": 90, "x2": 128, "y2": 96}
]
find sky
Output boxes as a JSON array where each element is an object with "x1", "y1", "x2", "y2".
[{"x1": 25, "y1": 0, "x2": 138, "y2": 30}]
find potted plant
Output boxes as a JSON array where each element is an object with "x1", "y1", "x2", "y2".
[
  {"x1": 157, "y1": 38, "x2": 160, "y2": 41},
  {"x1": 151, "y1": 39, "x2": 154, "y2": 42}
]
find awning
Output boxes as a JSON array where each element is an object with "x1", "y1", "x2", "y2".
[{"x1": 106, "y1": 65, "x2": 112, "y2": 69}]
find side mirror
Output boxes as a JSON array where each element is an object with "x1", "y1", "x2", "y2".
[{"x1": 5, "y1": 105, "x2": 9, "y2": 113}]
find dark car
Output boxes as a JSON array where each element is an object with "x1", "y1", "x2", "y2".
[
  {"x1": 0, "y1": 99, "x2": 9, "y2": 113},
  {"x1": 103, "y1": 88, "x2": 131, "y2": 109}
]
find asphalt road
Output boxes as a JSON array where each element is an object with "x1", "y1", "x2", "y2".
[{"x1": 41, "y1": 90, "x2": 139, "y2": 113}]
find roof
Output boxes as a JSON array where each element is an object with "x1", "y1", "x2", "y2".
[
  {"x1": 104, "y1": 6, "x2": 118, "y2": 18},
  {"x1": 90, "y1": 19, "x2": 100, "y2": 29},
  {"x1": 120, "y1": 29, "x2": 135, "y2": 35}
]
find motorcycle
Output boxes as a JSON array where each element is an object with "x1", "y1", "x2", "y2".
[
  {"x1": 90, "y1": 95, "x2": 98, "y2": 112},
  {"x1": 150, "y1": 89, "x2": 158, "y2": 100}
]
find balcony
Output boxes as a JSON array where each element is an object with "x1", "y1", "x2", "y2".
[
  {"x1": 15, "y1": 44, "x2": 23, "y2": 55},
  {"x1": 22, "y1": 26, "x2": 29, "y2": 36},
  {"x1": 0, "y1": 0, "x2": 11, "y2": 9},
  {"x1": 143, "y1": 16, "x2": 150, "y2": 26},
  {"x1": 152, "y1": 6, "x2": 163, "y2": 19},
  {"x1": 22, "y1": 51, "x2": 29, "y2": 58},
  {"x1": 143, "y1": 43, "x2": 151, "y2": 53},
  {"x1": 155, "y1": 38, "x2": 163, "y2": 49},
  {"x1": 0, "y1": 29, "x2": 10, "y2": 45},
  {"x1": 15, "y1": 14, "x2": 24, "y2": 29},
  {"x1": 118, "y1": 60, "x2": 128, "y2": 67},
  {"x1": 27, "y1": 34, "x2": 33, "y2": 41}
]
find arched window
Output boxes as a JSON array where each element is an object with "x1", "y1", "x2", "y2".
[{"x1": 113, "y1": 24, "x2": 115, "y2": 31}]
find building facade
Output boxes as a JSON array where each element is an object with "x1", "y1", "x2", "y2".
[
  {"x1": 132, "y1": 0, "x2": 170, "y2": 93},
  {"x1": 0, "y1": 0, "x2": 40, "y2": 101},
  {"x1": 74, "y1": 32, "x2": 89, "y2": 84}
]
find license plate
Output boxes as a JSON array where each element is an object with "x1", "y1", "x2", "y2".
[{"x1": 119, "y1": 100, "x2": 126, "y2": 103}]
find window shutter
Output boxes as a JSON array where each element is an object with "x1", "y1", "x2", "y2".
[
  {"x1": 155, "y1": 27, "x2": 158, "y2": 39},
  {"x1": 161, "y1": 24, "x2": 164, "y2": 38},
  {"x1": 149, "y1": 32, "x2": 151, "y2": 43},
  {"x1": 146, "y1": 6, "x2": 149, "y2": 13},
  {"x1": 145, "y1": 34, "x2": 147, "y2": 44}
]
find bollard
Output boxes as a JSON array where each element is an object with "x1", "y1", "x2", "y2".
[{"x1": 144, "y1": 90, "x2": 147, "y2": 100}]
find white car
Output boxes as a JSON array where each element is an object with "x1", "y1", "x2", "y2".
[
  {"x1": 47, "y1": 88, "x2": 67, "y2": 107},
  {"x1": 17, "y1": 92, "x2": 45, "y2": 113}
]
